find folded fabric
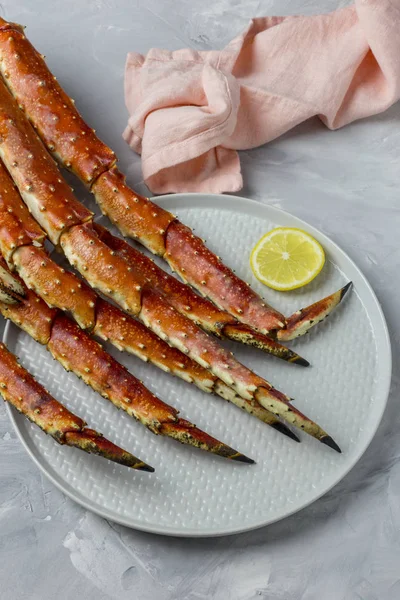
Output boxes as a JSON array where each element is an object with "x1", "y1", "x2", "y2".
[{"x1": 123, "y1": 0, "x2": 400, "y2": 194}]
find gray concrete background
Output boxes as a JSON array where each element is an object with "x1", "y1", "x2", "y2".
[{"x1": 1, "y1": 1, "x2": 399, "y2": 599}]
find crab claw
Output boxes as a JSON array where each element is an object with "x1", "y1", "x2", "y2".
[
  {"x1": 160, "y1": 419, "x2": 255, "y2": 463},
  {"x1": 276, "y1": 282, "x2": 352, "y2": 342},
  {"x1": 255, "y1": 387, "x2": 341, "y2": 453},
  {"x1": 214, "y1": 379, "x2": 300, "y2": 442},
  {"x1": 0, "y1": 264, "x2": 25, "y2": 304},
  {"x1": 222, "y1": 323, "x2": 309, "y2": 366},
  {"x1": 64, "y1": 429, "x2": 155, "y2": 471}
]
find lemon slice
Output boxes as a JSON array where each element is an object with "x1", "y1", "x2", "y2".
[{"x1": 250, "y1": 227, "x2": 325, "y2": 291}]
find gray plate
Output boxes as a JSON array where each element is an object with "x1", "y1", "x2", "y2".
[{"x1": 4, "y1": 194, "x2": 391, "y2": 537}]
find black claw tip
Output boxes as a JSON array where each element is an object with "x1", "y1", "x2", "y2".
[
  {"x1": 137, "y1": 462, "x2": 155, "y2": 472},
  {"x1": 272, "y1": 421, "x2": 301, "y2": 442},
  {"x1": 292, "y1": 355, "x2": 310, "y2": 367},
  {"x1": 231, "y1": 452, "x2": 255, "y2": 464},
  {"x1": 320, "y1": 435, "x2": 342, "y2": 453},
  {"x1": 340, "y1": 281, "x2": 353, "y2": 300}
]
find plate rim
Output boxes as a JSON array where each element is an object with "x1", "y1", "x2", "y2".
[{"x1": 4, "y1": 193, "x2": 392, "y2": 538}]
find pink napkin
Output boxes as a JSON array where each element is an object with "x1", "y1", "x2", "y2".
[{"x1": 123, "y1": 0, "x2": 400, "y2": 194}]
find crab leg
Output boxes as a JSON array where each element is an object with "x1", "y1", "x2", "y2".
[
  {"x1": 276, "y1": 282, "x2": 353, "y2": 342},
  {"x1": 0, "y1": 161, "x2": 295, "y2": 439},
  {"x1": 0, "y1": 81, "x2": 338, "y2": 450},
  {"x1": 0, "y1": 17, "x2": 350, "y2": 343},
  {"x1": 0, "y1": 342, "x2": 154, "y2": 470},
  {"x1": 0, "y1": 74, "x2": 304, "y2": 369},
  {"x1": 0, "y1": 265, "x2": 251, "y2": 463}
]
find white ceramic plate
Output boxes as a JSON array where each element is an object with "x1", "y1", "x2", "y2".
[{"x1": 4, "y1": 194, "x2": 391, "y2": 537}]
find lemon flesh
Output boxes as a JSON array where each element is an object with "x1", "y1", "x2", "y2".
[{"x1": 250, "y1": 227, "x2": 325, "y2": 291}]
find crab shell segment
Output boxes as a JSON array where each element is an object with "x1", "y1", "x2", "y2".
[
  {"x1": 92, "y1": 167, "x2": 175, "y2": 256},
  {"x1": 93, "y1": 223, "x2": 231, "y2": 333},
  {"x1": 0, "y1": 264, "x2": 57, "y2": 344},
  {"x1": 0, "y1": 340, "x2": 82, "y2": 439},
  {"x1": 164, "y1": 221, "x2": 286, "y2": 333},
  {"x1": 60, "y1": 223, "x2": 143, "y2": 315},
  {"x1": 95, "y1": 297, "x2": 298, "y2": 439},
  {"x1": 13, "y1": 245, "x2": 97, "y2": 330},
  {"x1": 48, "y1": 313, "x2": 179, "y2": 433},
  {"x1": 93, "y1": 298, "x2": 215, "y2": 394},
  {"x1": 159, "y1": 419, "x2": 254, "y2": 464},
  {"x1": 45, "y1": 316, "x2": 256, "y2": 463},
  {"x1": 63, "y1": 429, "x2": 155, "y2": 471},
  {"x1": 139, "y1": 287, "x2": 265, "y2": 399},
  {"x1": 254, "y1": 386, "x2": 341, "y2": 452},
  {"x1": 0, "y1": 18, "x2": 116, "y2": 185},
  {"x1": 0, "y1": 158, "x2": 46, "y2": 266}
]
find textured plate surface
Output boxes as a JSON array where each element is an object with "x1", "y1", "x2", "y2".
[{"x1": 4, "y1": 194, "x2": 391, "y2": 537}]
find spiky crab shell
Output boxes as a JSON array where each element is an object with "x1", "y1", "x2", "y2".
[
  {"x1": 63, "y1": 430, "x2": 154, "y2": 471},
  {"x1": 92, "y1": 167, "x2": 175, "y2": 256},
  {"x1": 164, "y1": 220, "x2": 286, "y2": 333},
  {"x1": 48, "y1": 313, "x2": 179, "y2": 432},
  {"x1": 0, "y1": 265, "x2": 57, "y2": 344},
  {"x1": 0, "y1": 18, "x2": 116, "y2": 186},
  {"x1": 0, "y1": 162, "x2": 294, "y2": 435},
  {"x1": 94, "y1": 224, "x2": 309, "y2": 365},
  {"x1": 0, "y1": 266, "x2": 254, "y2": 460},
  {"x1": 0, "y1": 341, "x2": 83, "y2": 439},
  {"x1": 13, "y1": 245, "x2": 97, "y2": 330},
  {"x1": 0, "y1": 77, "x2": 92, "y2": 245},
  {"x1": 93, "y1": 223, "x2": 232, "y2": 333},
  {"x1": 0, "y1": 20, "x2": 287, "y2": 339},
  {"x1": 60, "y1": 223, "x2": 144, "y2": 315},
  {"x1": 0, "y1": 266, "x2": 177, "y2": 432},
  {"x1": 0, "y1": 159, "x2": 46, "y2": 265},
  {"x1": 139, "y1": 287, "x2": 275, "y2": 400},
  {"x1": 0, "y1": 341, "x2": 154, "y2": 470},
  {"x1": 93, "y1": 298, "x2": 216, "y2": 393}
]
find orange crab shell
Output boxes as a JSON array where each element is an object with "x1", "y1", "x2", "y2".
[
  {"x1": 0, "y1": 159, "x2": 45, "y2": 265},
  {"x1": 0, "y1": 19, "x2": 116, "y2": 185}
]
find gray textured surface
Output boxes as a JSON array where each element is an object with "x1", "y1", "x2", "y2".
[{"x1": 0, "y1": 0, "x2": 399, "y2": 598}]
